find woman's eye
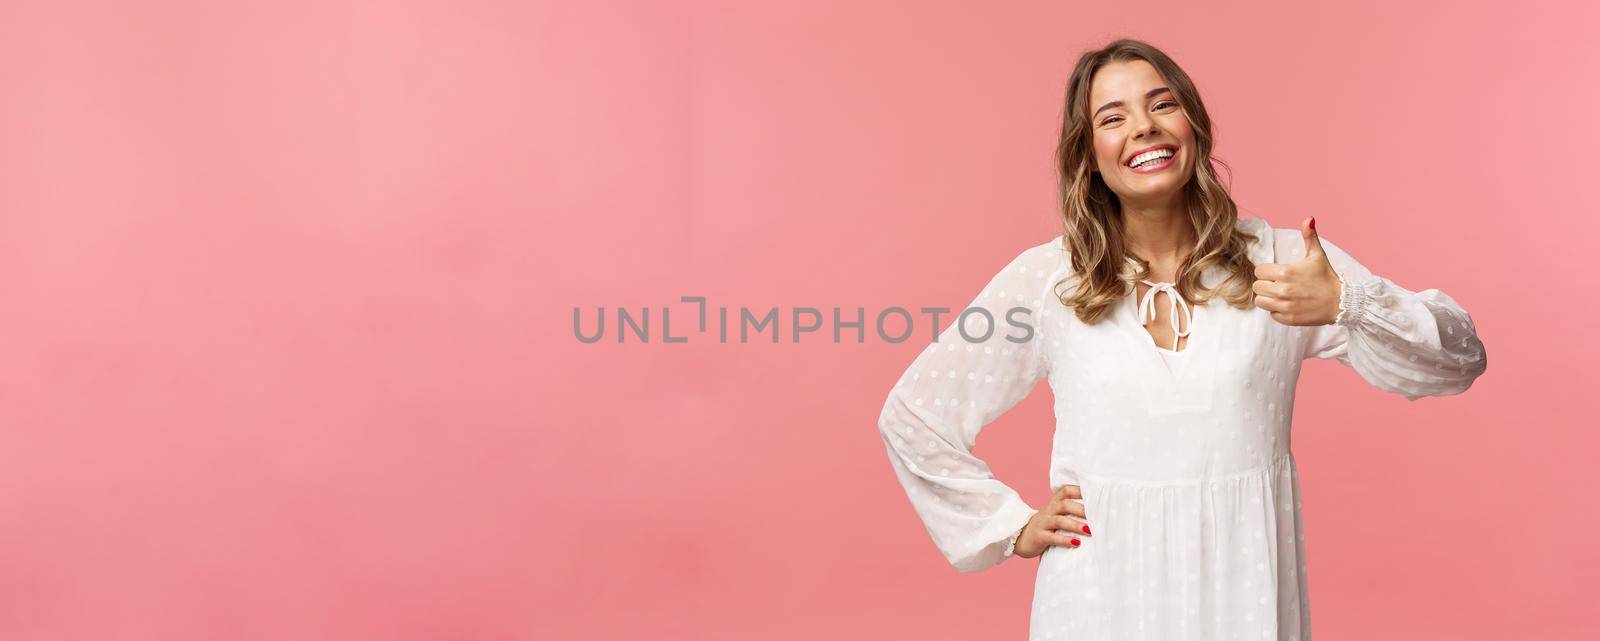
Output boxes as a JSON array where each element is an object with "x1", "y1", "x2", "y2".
[{"x1": 1100, "y1": 101, "x2": 1177, "y2": 126}]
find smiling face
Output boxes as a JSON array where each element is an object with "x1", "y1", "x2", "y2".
[{"x1": 1087, "y1": 59, "x2": 1196, "y2": 205}]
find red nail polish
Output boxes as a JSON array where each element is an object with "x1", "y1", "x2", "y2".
[
  {"x1": 1083, "y1": 525, "x2": 1091, "y2": 535},
  {"x1": 1309, "y1": 216, "x2": 1316, "y2": 231},
  {"x1": 1071, "y1": 538, "x2": 1081, "y2": 546}
]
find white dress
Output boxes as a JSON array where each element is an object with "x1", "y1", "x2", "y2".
[{"x1": 875, "y1": 217, "x2": 1487, "y2": 640}]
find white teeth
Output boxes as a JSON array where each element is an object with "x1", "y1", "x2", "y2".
[{"x1": 1127, "y1": 148, "x2": 1175, "y2": 168}]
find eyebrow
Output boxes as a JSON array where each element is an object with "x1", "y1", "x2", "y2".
[{"x1": 1094, "y1": 86, "x2": 1174, "y2": 119}]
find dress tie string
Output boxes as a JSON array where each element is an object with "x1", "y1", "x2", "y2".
[{"x1": 1137, "y1": 279, "x2": 1192, "y2": 352}]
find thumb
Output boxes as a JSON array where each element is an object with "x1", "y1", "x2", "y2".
[{"x1": 1301, "y1": 216, "x2": 1326, "y2": 261}]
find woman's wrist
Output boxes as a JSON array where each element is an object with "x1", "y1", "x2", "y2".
[
  {"x1": 1004, "y1": 522, "x2": 1027, "y2": 558},
  {"x1": 1333, "y1": 271, "x2": 1372, "y2": 328}
]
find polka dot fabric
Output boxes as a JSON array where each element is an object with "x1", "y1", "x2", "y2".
[{"x1": 875, "y1": 217, "x2": 1488, "y2": 640}]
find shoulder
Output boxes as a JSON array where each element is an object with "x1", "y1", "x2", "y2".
[
  {"x1": 1007, "y1": 234, "x2": 1071, "y2": 271},
  {"x1": 986, "y1": 235, "x2": 1073, "y2": 295},
  {"x1": 1234, "y1": 216, "x2": 1277, "y2": 265}
]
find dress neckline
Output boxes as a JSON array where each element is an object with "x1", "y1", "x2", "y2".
[
  {"x1": 1114, "y1": 280, "x2": 1215, "y2": 415},
  {"x1": 1136, "y1": 279, "x2": 1193, "y2": 353}
]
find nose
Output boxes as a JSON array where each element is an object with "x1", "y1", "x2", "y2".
[{"x1": 1133, "y1": 113, "x2": 1161, "y2": 139}]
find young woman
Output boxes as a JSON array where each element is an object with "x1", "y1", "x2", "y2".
[{"x1": 875, "y1": 39, "x2": 1487, "y2": 639}]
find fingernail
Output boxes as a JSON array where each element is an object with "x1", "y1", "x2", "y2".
[
  {"x1": 1083, "y1": 525, "x2": 1091, "y2": 535},
  {"x1": 1309, "y1": 216, "x2": 1316, "y2": 231},
  {"x1": 1071, "y1": 538, "x2": 1081, "y2": 546}
]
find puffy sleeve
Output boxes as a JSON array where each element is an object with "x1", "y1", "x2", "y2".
[
  {"x1": 1301, "y1": 235, "x2": 1488, "y2": 401},
  {"x1": 875, "y1": 239, "x2": 1066, "y2": 573}
]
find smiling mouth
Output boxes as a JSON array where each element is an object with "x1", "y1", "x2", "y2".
[{"x1": 1126, "y1": 147, "x2": 1176, "y2": 170}]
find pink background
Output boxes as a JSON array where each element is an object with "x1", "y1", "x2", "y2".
[{"x1": 2, "y1": 1, "x2": 1594, "y2": 639}]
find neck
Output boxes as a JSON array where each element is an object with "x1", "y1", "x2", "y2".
[{"x1": 1121, "y1": 195, "x2": 1194, "y2": 266}]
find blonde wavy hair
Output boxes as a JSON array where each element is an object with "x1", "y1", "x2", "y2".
[{"x1": 1052, "y1": 38, "x2": 1259, "y2": 324}]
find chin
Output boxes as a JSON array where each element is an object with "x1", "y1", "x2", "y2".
[
  {"x1": 1129, "y1": 169, "x2": 1192, "y2": 196},
  {"x1": 1118, "y1": 179, "x2": 1187, "y2": 202}
]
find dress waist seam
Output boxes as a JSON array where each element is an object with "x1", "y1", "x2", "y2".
[{"x1": 1071, "y1": 450, "x2": 1292, "y2": 488}]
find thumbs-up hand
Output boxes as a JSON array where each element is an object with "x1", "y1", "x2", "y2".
[{"x1": 1252, "y1": 216, "x2": 1343, "y2": 326}]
